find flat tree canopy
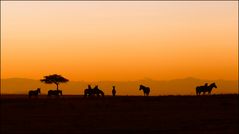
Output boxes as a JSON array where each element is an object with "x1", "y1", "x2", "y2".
[{"x1": 40, "y1": 74, "x2": 69, "y2": 90}]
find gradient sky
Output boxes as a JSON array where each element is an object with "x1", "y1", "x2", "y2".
[{"x1": 1, "y1": 1, "x2": 238, "y2": 81}]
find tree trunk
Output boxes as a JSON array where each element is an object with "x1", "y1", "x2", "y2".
[{"x1": 56, "y1": 84, "x2": 59, "y2": 91}]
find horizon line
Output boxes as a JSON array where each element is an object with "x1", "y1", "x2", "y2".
[{"x1": 1, "y1": 77, "x2": 238, "y2": 82}]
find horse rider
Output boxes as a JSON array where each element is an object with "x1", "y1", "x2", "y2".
[
  {"x1": 88, "y1": 85, "x2": 92, "y2": 90},
  {"x1": 204, "y1": 83, "x2": 208, "y2": 87}
]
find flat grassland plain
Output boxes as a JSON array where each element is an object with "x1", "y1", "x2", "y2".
[{"x1": 1, "y1": 94, "x2": 238, "y2": 134}]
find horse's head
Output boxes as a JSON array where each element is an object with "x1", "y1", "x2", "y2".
[
  {"x1": 211, "y1": 83, "x2": 217, "y2": 88},
  {"x1": 139, "y1": 85, "x2": 143, "y2": 90}
]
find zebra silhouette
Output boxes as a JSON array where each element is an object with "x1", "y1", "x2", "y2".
[
  {"x1": 139, "y1": 85, "x2": 150, "y2": 96},
  {"x1": 28, "y1": 88, "x2": 41, "y2": 98}
]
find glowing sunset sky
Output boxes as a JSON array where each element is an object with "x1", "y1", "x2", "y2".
[{"x1": 1, "y1": 1, "x2": 238, "y2": 81}]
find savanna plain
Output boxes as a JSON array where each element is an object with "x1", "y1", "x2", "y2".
[{"x1": 1, "y1": 94, "x2": 238, "y2": 134}]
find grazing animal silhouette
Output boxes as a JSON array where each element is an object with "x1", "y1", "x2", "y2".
[
  {"x1": 112, "y1": 86, "x2": 116, "y2": 96},
  {"x1": 48, "y1": 90, "x2": 62, "y2": 96},
  {"x1": 84, "y1": 85, "x2": 104, "y2": 97},
  {"x1": 28, "y1": 88, "x2": 41, "y2": 97},
  {"x1": 196, "y1": 83, "x2": 217, "y2": 95},
  {"x1": 139, "y1": 85, "x2": 150, "y2": 96}
]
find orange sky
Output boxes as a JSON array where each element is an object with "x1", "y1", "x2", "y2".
[{"x1": 1, "y1": 1, "x2": 238, "y2": 81}]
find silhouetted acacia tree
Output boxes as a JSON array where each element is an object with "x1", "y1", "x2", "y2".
[{"x1": 40, "y1": 74, "x2": 69, "y2": 91}]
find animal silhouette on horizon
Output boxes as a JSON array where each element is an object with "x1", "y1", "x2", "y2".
[
  {"x1": 139, "y1": 85, "x2": 150, "y2": 96},
  {"x1": 112, "y1": 86, "x2": 116, "y2": 96},
  {"x1": 196, "y1": 83, "x2": 217, "y2": 95},
  {"x1": 28, "y1": 88, "x2": 41, "y2": 98},
  {"x1": 48, "y1": 90, "x2": 62, "y2": 96},
  {"x1": 84, "y1": 85, "x2": 104, "y2": 97}
]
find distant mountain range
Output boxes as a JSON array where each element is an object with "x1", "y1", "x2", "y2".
[{"x1": 1, "y1": 77, "x2": 238, "y2": 95}]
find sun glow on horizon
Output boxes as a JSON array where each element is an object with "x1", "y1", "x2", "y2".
[{"x1": 1, "y1": 1, "x2": 238, "y2": 82}]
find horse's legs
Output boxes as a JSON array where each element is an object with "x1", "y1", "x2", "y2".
[{"x1": 84, "y1": 90, "x2": 89, "y2": 97}]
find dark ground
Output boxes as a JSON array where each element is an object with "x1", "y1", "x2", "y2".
[{"x1": 1, "y1": 94, "x2": 238, "y2": 134}]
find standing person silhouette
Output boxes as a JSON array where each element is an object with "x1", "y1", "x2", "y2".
[
  {"x1": 88, "y1": 85, "x2": 92, "y2": 90},
  {"x1": 112, "y1": 86, "x2": 116, "y2": 96}
]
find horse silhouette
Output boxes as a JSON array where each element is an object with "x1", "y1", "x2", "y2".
[
  {"x1": 28, "y1": 88, "x2": 41, "y2": 97},
  {"x1": 196, "y1": 83, "x2": 217, "y2": 95},
  {"x1": 84, "y1": 85, "x2": 104, "y2": 97},
  {"x1": 112, "y1": 86, "x2": 116, "y2": 96},
  {"x1": 139, "y1": 85, "x2": 150, "y2": 96},
  {"x1": 48, "y1": 90, "x2": 62, "y2": 96}
]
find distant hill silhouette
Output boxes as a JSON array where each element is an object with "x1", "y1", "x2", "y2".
[{"x1": 1, "y1": 77, "x2": 238, "y2": 95}]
